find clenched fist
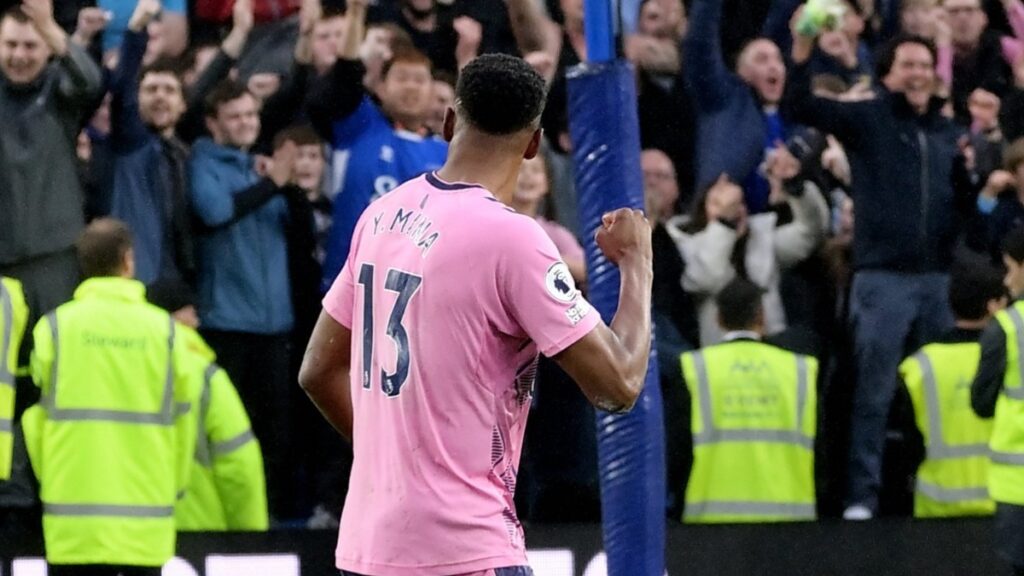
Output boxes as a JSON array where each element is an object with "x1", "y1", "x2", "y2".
[{"x1": 595, "y1": 208, "x2": 652, "y2": 266}]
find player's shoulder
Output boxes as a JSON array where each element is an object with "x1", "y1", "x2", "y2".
[{"x1": 473, "y1": 195, "x2": 549, "y2": 238}]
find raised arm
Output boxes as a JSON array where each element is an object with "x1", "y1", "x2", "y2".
[
  {"x1": 785, "y1": 14, "x2": 872, "y2": 143},
  {"x1": 763, "y1": 0, "x2": 803, "y2": 56},
  {"x1": 307, "y1": 0, "x2": 369, "y2": 142},
  {"x1": 1006, "y1": 0, "x2": 1024, "y2": 42},
  {"x1": 109, "y1": 0, "x2": 162, "y2": 150},
  {"x1": 178, "y1": 0, "x2": 253, "y2": 144},
  {"x1": 454, "y1": 16, "x2": 482, "y2": 72},
  {"x1": 684, "y1": 0, "x2": 735, "y2": 109},
  {"x1": 294, "y1": 0, "x2": 320, "y2": 67},
  {"x1": 22, "y1": 0, "x2": 102, "y2": 108},
  {"x1": 553, "y1": 209, "x2": 654, "y2": 413},
  {"x1": 505, "y1": 0, "x2": 560, "y2": 60}
]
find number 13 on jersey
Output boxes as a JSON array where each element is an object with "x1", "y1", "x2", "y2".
[{"x1": 357, "y1": 263, "x2": 423, "y2": 397}]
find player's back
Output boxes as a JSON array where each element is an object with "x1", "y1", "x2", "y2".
[{"x1": 326, "y1": 172, "x2": 568, "y2": 575}]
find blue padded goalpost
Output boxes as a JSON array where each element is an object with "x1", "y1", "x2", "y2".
[{"x1": 567, "y1": 0, "x2": 666, "y2": 574}]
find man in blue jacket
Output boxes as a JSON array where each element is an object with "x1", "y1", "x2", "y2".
[
  {"x1": 788, "y1": 25, "x2": 975, "y2": 519},
  {"x1": 684, "y1": 0, "x2": 799, "y2": 214},
  {"x1": 107, "y1": 0, "x2": 253, "y2": 287},
  {"x1": 189, "y1": 80, "x2": 299, "y2": 520}
]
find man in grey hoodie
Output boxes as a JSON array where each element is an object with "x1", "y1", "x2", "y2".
[
  {"x1": 0, "y1": 0, "x2": 102, "y2": 535},
  {"x1": 0, "y1": 0, "x2": 103, "y2": 323}
]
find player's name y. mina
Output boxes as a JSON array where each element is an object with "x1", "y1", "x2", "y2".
[{"x1": 369, "y1": 205, "x2": 441, "y2": 257}]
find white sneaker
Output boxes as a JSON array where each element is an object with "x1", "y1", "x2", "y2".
[
  {"x1": 306, "y1": 504, "x2": 340, "y2": 530},
  {"x1": 843, "y1": 505, "x2": 873, "y2": 521}
]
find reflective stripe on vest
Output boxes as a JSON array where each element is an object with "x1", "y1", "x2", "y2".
[
  {"x1": 0, "y1": 282, "x2": 13, "y2": 388},
  {"x1": 0, "y1": 282, "x2": 11, "y2": 435},
  {"x1": 691, "y1": 351, "x2": 813, "y2": 449},
  {"x1": 195, "y1": 364, "x2": 216, "y2": 466},
  {"x1": 43, "y1": 312, "x2": 177, "y2": 425},
  {"x1": 212, "y1": 429, "x2": 255, "y2": 456},
  {"x1": 992, "y1": 451, "x2": 1024, "y2": 465},
  {"x1": 915, "y1": 480, "x2": 989, "y2": 503},
  {"x1": 1006, "y1": 307, "x2": 1024, "y2": 400},
  {"x1": 44, "y1": 502, "x2": 175, "y2": 518},
  {"x1": 194, "y1": 364, "x2": 255, "y2": 466},
  {"x1": 684, "y1": 500, "x2": 815, "y2": 518},
  {"x1": 915, "y1": 352, "x2": 991, "y2": 460}
]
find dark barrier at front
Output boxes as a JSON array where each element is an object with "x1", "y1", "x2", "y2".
[{"x1": 0, "y1": 519, "x2": 1004, "y2": 575}]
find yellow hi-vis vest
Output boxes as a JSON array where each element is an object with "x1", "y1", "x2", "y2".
[
  {"x1": 681, "y1": 339, "x2": 817, "y2": 523},
  {"x1": 175, "y1": 325, "x2": 268, "y2": 531},
  {"x1": 900, "y1": 344, "x2": 994, "y2": 517},
  {"x1": 0, "y1": 277, "x2": 28, "y2": 480},
  {"x1": 991, "y1": 302, "x2": 1024, "y2": 505},
  {"x1": 22, "y1": 277, "x2": 201, "y2": 567}
]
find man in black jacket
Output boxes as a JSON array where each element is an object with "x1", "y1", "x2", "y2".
[{"x1": 788, "y1": 26, "x2": 975, "y2": 519}]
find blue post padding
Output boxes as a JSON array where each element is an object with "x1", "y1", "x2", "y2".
[
  {"x1": 567, "y1": 60, "x2": 666, "y2": 576},
  {"x1": 584, "y1": 0, "x2": 615, "y2": 62}
]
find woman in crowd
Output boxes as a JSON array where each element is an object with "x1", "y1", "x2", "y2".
[
  {"x1": 671, "y1": 145, "x2": 830, "y2": 346},
  {"x1": 511, "y1": 149, "x2": 587, "y2": 284}
]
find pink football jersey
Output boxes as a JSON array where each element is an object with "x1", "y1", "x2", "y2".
[{"x1": 323, "y1": 172, "x2": 600, "y2": 575}]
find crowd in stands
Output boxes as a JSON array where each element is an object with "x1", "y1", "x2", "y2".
[{"x1": 4, "y1": 0, "x2": 1024, "y2": 529}]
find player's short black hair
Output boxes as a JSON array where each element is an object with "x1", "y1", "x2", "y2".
[
  {"x1": 1004, "y1": 226, "x2": 1024, "y2": 264},
  {"x1": 716, "y1": 278, "x2": 765, "y2": 332},
  {"x1": 949, "y1": 261, "x2": 1006, "y2": 321},
  {"x1": 456, "y1": 53, "x2": 547, "y2": 136}
]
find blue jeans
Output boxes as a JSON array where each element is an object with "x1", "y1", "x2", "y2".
[{"x1": 845, "y1": 270, "x2": 954, "y2": 510}]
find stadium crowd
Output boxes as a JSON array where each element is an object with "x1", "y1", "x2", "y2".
[{"x1": 3, "y1": 0, "x2": 1024, "y2": 540}]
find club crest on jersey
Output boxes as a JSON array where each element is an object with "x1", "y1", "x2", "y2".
[{"x1": 545, "y1": 262, "x2": 578, "y2": 303}]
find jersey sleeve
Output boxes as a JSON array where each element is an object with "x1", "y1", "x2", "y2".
[
  {"x1": 323, "y1": 211, "x2": 372, "y2": 328},
  {"x1": 500, "y1": 218, "x2": 601, "y2": 357},
  {"x1": 323, "y1": 258, "x2": 356, "y2": 329}
]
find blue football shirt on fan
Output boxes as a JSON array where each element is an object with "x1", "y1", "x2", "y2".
[{"x1": 321, "y1": 96, "x2": 448, "y2": 293}]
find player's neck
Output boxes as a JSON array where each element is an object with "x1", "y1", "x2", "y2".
[{"x1": 437, "y1": 135, "x2": 524, "y2": 204}]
